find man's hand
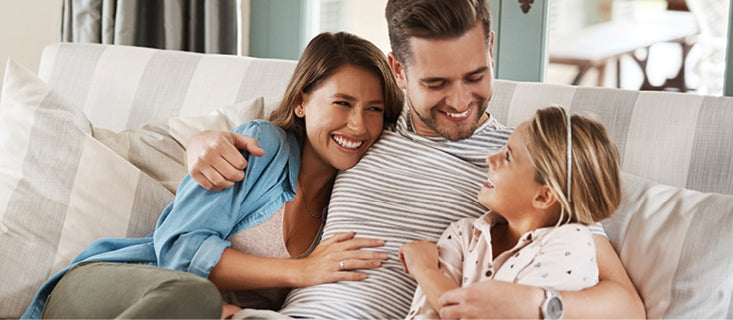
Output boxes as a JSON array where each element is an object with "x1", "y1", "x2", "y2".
[
  {"x1": 186, "y1": 130, "x2": 265, "y2": 191},
  {"x1": 438, "y1": 235, "x2": 646, "y2": 319}
]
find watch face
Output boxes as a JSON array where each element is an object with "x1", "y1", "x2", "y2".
[{"x1": 548, "y1": 297, "x2": 563, "y2": 318}]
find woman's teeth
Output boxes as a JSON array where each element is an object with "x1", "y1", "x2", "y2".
[{"x1": 333, "y1": 135, "x2": 363, "y2": 149}]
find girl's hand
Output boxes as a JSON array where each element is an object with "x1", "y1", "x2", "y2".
[
  {"x1": 295, "y1": 231, "x2": 388, "y2": 287},
  {"x1": 399, "y1": 240, "x2": 439, "y2": 277}
]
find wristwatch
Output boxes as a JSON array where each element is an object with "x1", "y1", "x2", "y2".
[{"x1": 540, "y1": 287, "x2": 563, "y2": 319}]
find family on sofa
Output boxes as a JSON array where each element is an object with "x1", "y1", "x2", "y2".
[{"x1": 22, "y1": 0, "x2": 646, "y2": 319}]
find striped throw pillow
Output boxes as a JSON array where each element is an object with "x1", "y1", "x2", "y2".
[
  {"x1": 0, "y1": 60, "x2": 173, "y2": 318},
  {"x1": 603, "y1": 173, "x2": 733, "y2": 319}
]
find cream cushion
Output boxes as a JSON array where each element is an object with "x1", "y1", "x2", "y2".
[
  {"x1": 0, "y1": 59, "x2": 267, "y2": 319},
  {"x1": 603, "y1": 173, "x2": 733, "y2": 318},
  {"x1": 0, "y1": 60, "x2": 174, "y2": 318},
  {"x1": 93, "y1": 97, "x2": 264, "y2": 192}
]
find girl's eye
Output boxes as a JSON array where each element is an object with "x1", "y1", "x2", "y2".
[{"x1": 504, "y1": 151, "x2": 510, "y2": 162}]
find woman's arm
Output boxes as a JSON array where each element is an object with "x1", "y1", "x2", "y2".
[
  {"x1": 154, "y1": 122, "x2": 286, "y2": 276},
  {"x1": 438, "y1": 234, "x2": 646, "y2": 319},
  {"x1": 210, "y1": 231, "x2": 388, "y2": 290}
]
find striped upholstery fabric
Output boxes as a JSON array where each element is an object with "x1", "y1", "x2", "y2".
[
  {"x1": 38, "y1": 43, "x2": 296, "y2": 132},
  {"x1": 606, "y1": 173, "x2": 733, "y2": 318},
  {"x1": 488, "y1": 80, "x2": 733, "y2": 195},
  {"x1": 0, "y1": 60, "x2": 174, "y2": 318},
  {"x1": 38, "y1": 43, "x2": 733, "y2": 194}
]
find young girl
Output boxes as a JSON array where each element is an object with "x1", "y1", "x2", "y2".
[
  {"x1": 399, "y1": 106, "x2": 622, "y2": 319},
  {"x1": 23, "y1": 32, "x2": 404, "y2": 320}
]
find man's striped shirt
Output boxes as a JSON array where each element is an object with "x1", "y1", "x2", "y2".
[{"x1": 280, "y1": 109, "x2": 513, "y2": 319}]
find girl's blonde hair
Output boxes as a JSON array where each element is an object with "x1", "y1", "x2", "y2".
[{"x1": 525, "y1": 106, "x2": 622, "y2": 226}]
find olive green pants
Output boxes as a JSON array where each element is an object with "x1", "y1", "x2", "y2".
[{"x1": 43, "y1": 262, "x2": 222, "y2": 319}]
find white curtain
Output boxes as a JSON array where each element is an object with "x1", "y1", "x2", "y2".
[{"x1": 61, "y1": 0, "x2": 241, "y2": 54}]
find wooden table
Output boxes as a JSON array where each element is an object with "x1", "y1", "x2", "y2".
[{"x1": 549, "y1": 11, "x2": 698, "y2": 91}]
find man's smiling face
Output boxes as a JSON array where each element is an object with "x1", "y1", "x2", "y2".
[{"x1": 391, "y1": 23, "x2": 495, "y2": 141}]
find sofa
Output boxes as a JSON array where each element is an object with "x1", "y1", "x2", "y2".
[{"x1": 1, "y1": 43, "x2": 731, "y2": 319}]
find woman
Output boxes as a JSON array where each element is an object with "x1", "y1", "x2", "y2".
[{"x1": 22, "y1": 31, "x2": 404, "y2": 319}]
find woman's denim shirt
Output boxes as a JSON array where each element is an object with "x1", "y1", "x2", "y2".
[{"x1": 23, "y1": 120, "x2": 302, "y2": 319}]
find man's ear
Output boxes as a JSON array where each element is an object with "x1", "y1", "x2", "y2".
[
  {"x1": 532, "y1": 185, "x2": 557, "y2": 210},
  {"x1": 388, "y1": 52, "x2": 407, "y2": 90}
]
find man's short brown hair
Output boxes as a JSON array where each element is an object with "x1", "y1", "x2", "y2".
[{"x1": 386, "y1": 0, "x2": 492, "y2": 66}]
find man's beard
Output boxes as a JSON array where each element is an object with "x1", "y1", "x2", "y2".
[{"x1": 412, "y1": 99, "x2": 489, "y2": 141}]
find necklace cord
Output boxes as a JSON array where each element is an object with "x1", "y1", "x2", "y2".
[{"x1": 298, "y1": 180, "x2": 323, "y2": 219}]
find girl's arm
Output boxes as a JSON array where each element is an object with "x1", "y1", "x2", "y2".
[
  {"x1": 400, "y1": 240, "x2": 460, "y2": 312},
  {"x1": 400, "y1": 220, "x2": 469, "y2": 313},
  {"x1": 514, "y1": 224, "x2": 598, "y2": 290},
  {"x1": 437, "y1": 230, "x2": 645, "y2": 319}
]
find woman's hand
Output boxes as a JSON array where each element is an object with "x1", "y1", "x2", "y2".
[
  {"x1": 295, "y1": 231, "x2": 388, "y2": 287},
  {"x1": 399, "y1": 240, "x2": 440, "y2": 277}
]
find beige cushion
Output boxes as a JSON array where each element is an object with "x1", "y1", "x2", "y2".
[
  {"x1": 93, "y1": 97, "x2": 264, "y2": 192},
  {"x1": 0, "y1": 60, "x2": 174, "y2": 318},
  {"x1": 0, "y1": 59, "x2": 267, "y2": 318},
  {"x1": 603, "y1": 172, "x2": 733, "y2": 318}
]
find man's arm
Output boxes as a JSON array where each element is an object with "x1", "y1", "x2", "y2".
[
  {"x1": 186, "y1": 130, "x2": 264, "y2": 191},
  {"x1": 438, "y1": 235, "x2": 646, "y2": 319},
  {"x1": 560, "y1": 234, "x2": 646, "y2": 318}
]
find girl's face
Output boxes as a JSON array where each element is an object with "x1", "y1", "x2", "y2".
[
  {"x1": 295, "y1": 64, "x2": 386, "y2": 171},
  {"x1": 478, "y1": 121, "x2": 543, "y2": 217}
]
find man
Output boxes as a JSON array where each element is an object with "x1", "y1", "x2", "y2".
[{"x1": 186, "y1": 0, "x2": 645, "y2": 318}]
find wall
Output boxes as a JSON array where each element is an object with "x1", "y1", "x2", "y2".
[
  {"x1": 342, "y1": 0, "x2": 389, "y2": 54},
  {"x1": 0, "y1": 0, "x2": 62, "y2": 91}
]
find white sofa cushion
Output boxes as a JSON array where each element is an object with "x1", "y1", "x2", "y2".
[
  {"x1": 0, "y1": 60, "x2": 174, "y2": 318},
  {"x1": 603, "y1": 173, "x2": 733, "y2": 318}
]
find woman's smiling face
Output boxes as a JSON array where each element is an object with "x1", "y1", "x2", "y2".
[{"x1": 295, "y1": 64, "x2": 386, "y2": 171}]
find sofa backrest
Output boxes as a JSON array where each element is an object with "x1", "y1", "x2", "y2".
[
  {"x1": 38, "y1": 43, "x2": 297, "y2": 132},
  {"x1": 38, "y1": 43, "x2": 733, "y2": 195},
  {"x1": 487, "y1": 80, "x2": 733, "y2": 195}
]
